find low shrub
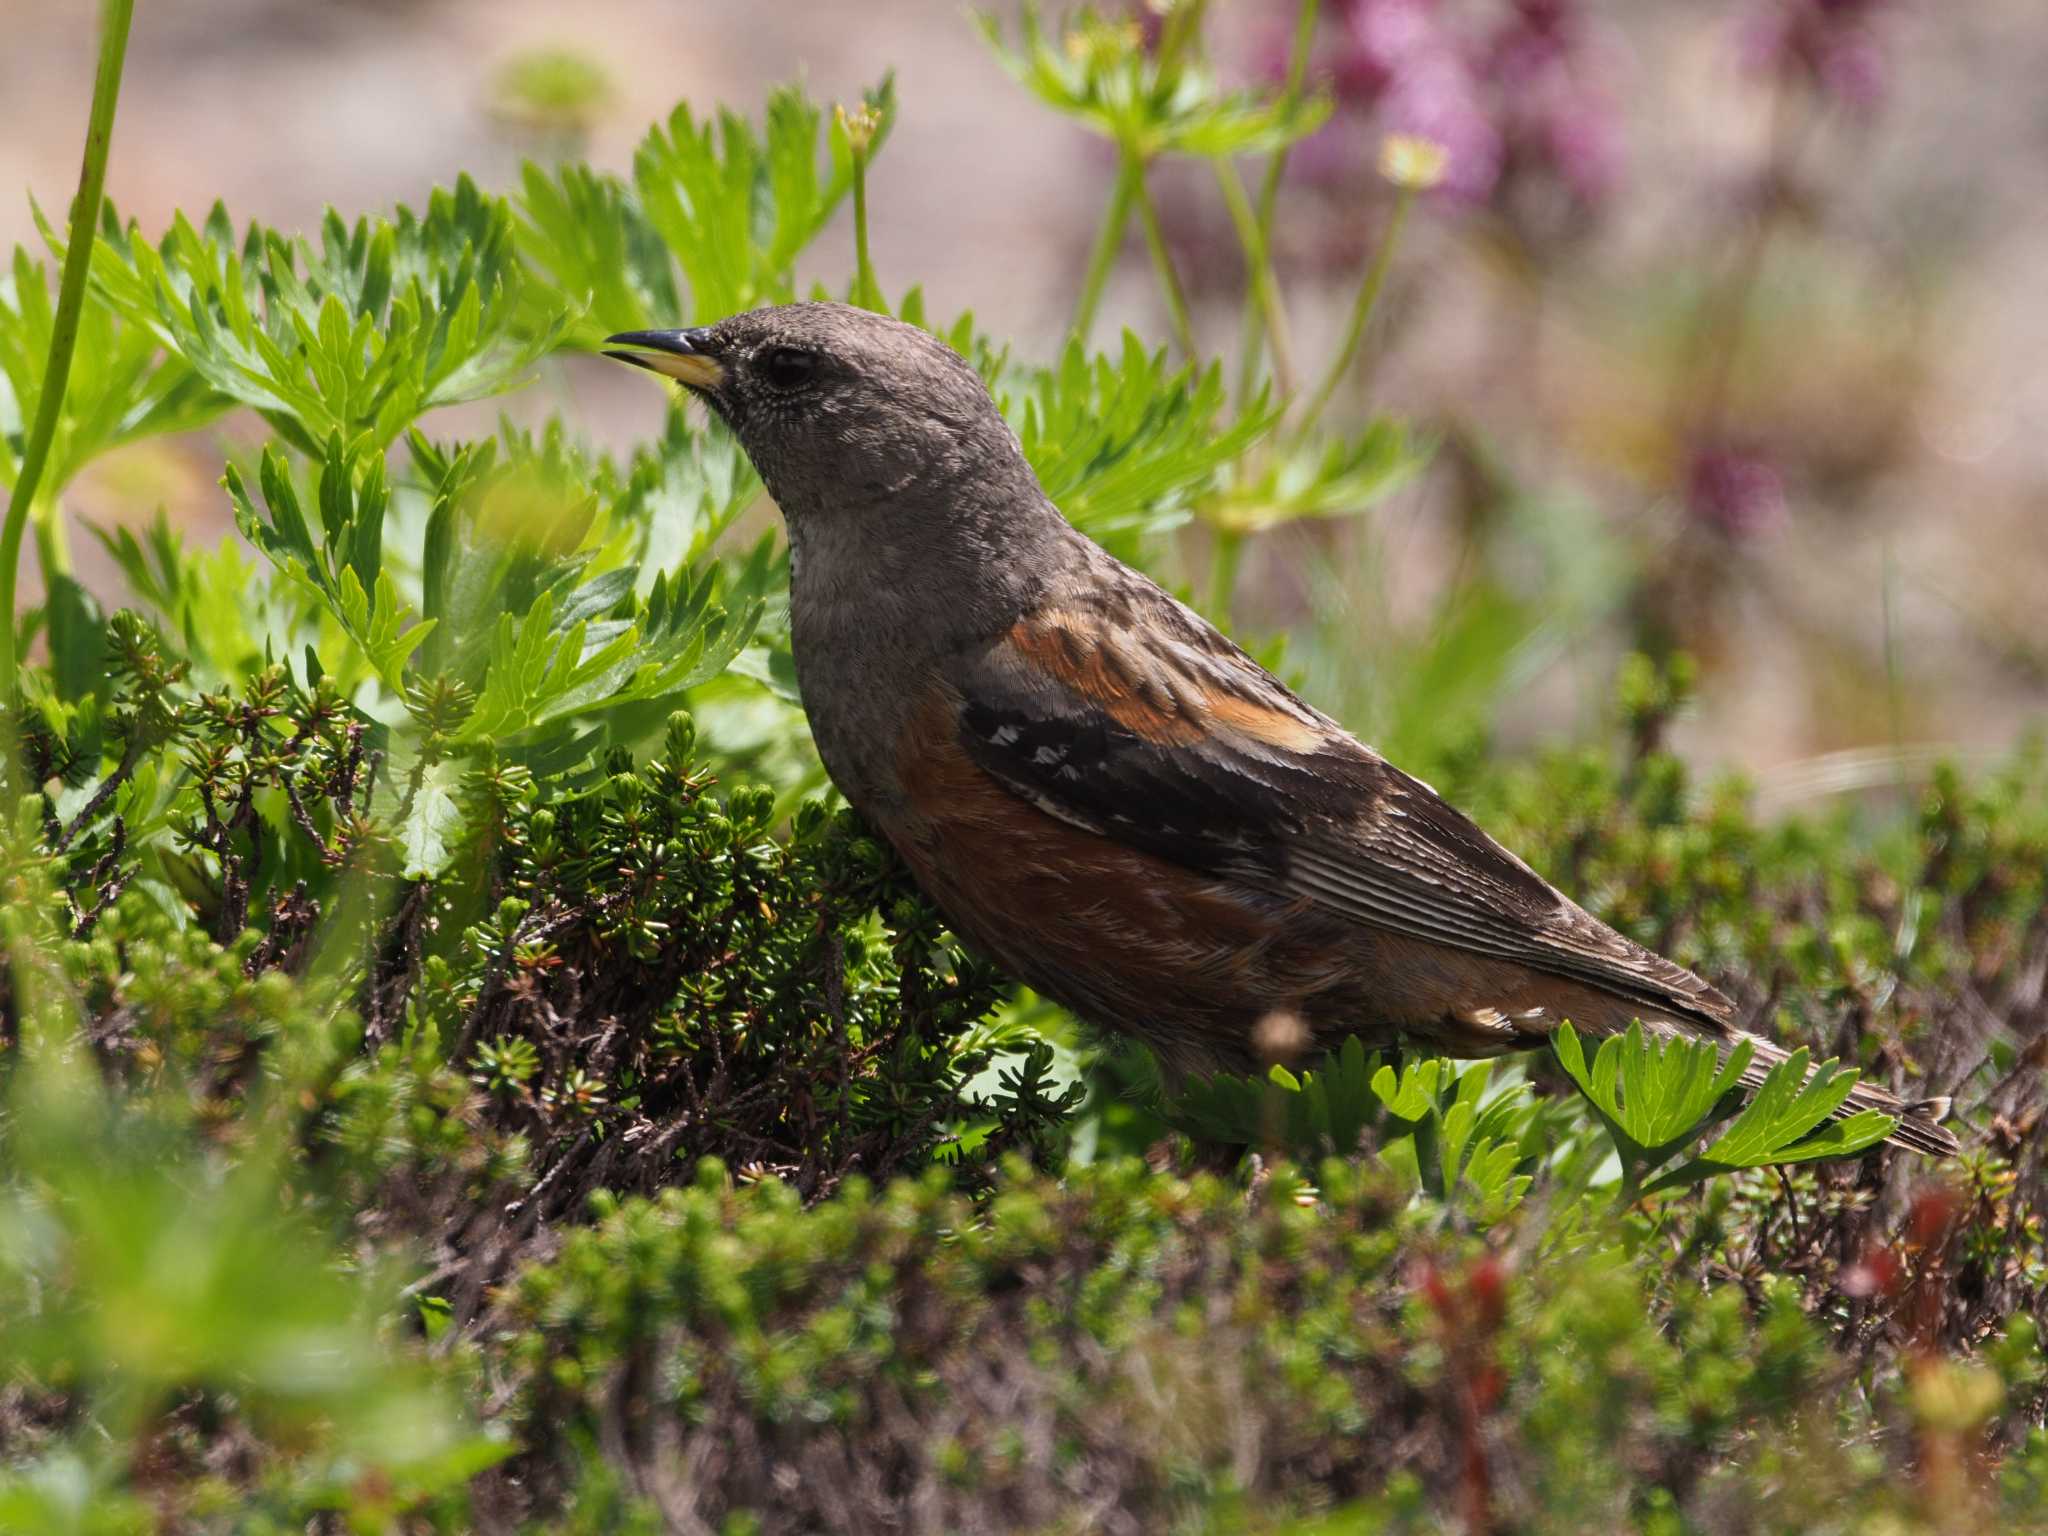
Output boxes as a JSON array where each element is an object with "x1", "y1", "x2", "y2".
[{"x1": 2, "y1": 7, "x2": 2044, "y2": 1531}]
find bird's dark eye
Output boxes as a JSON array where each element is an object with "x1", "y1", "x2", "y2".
[{"x1": 758, "y1": 346, "x2": 821, "y2": 390}]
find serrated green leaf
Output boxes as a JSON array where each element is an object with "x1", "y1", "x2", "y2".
[
  {"x1": 394, "y1": 749, "x2": 465, "y2": 879},
  {"x1": 67, "y1": 178, "x2": 557, "y2": 452},
  {"x1": 1208, "y1": 421, "x2": 1430, "y2": 536},
  {"x1": 1696, "y1": 1051, "x2": 1862, "y2": 1168},
  {"x1": 1011, "y1": 335, "x2": 1275, "y2": 558},
  {"x1": 978, "y1": 5, "x2": 1330, "y2": 162}
]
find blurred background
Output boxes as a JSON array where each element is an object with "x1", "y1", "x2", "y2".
[{"x1": 4, "y1": 0, "x2": 2043, "y2": 794}]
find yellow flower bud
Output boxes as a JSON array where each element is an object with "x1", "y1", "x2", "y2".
[
  {"x1": 1378, "y1": 133, "x2": 1450, "y2": 192},
  {"x1": 836, "y1": 102, "x2": 881, "y2": 156}
]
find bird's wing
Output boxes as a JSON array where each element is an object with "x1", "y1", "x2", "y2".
[{"x1": 949, "y1": 578, "x2": 1729, "y2": 1027}]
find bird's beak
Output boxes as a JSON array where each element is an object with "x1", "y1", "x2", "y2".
[{"x1": 603, "y1": 328, "x2": 725, "y2": 391}]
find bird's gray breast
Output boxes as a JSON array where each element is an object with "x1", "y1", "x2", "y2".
[
  {"x1": 778, "y1": 491, "x2": 1075, "y2": 817},
  {"x1": 787, "y1": 560, "x2": 935, "y2": 818}
]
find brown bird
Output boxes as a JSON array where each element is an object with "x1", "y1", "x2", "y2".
[{"x1": 605, "y1": 303, "x2": 1957, "y2": 1156}]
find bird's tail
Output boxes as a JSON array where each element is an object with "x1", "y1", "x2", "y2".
[{"x1": 1733, "y1": 1030, "x2": 1958, "y2": 1157}]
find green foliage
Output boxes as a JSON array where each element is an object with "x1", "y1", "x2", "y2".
[
  {"x1": 3, "y1": 24, "x2": 2045, "y2": 1536},
  {"x1": 978, "y1": 5, "x2": 1330, "y2": 161},
  {"x1": 1553, "y1": 1021, "x2": 1897, "y2": 1198},
  {"x1": 1368, "y1": 1055, "x2": 1535, "y2": 1218},
  {"x1": 1010, "y1": 333, "x2": 1273, "y2": 554},
  {"x1": 0, "y1": 1072, "x2": 510, "y2": 1528},
  {"x1": 1209, "y1": 419, "x2": 1431, "y2": 535},
  {"x1": 494, "y1": 1158, "x2": 2048, "y2": 1534},
  {"x1": 1167, "y1": 1038, "x2": 1535, "y2": 1221},
  {"x1": 0, "y1": 237, "x2": 226, "y2": 501},
  {"x1": 519, "y1": 77, "x2": 896, "y2": 340},
  {"x1": 0, "y1": 865, "x2": 507, "y2": 1530},
  {"x1": 225, "y1": 437, "x2": 426, "y2": 690},
  {"x1": 83, "y1": 512, "x2": 279, "y2": 686},
  {"x1": 59, "y1": 179, "x2": 563, "y2": 456}
]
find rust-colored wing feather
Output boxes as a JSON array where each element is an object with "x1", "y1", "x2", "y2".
[{"x1": 949, "y1": 566, "x2": 1734, "y2": 1034}]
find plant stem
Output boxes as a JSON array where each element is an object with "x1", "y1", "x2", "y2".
[
  {"x1": 1, "y1": 0, "x2": 135, "y2": 717},
  {"x1": 1130, "y1": 161, "x2": 1197, "y2": 361},
  {"x1": 1072, "y1": 157, "x2": 1140, "y2": 348},
  {"x1": 1155, "y1": 0, "x2": 1210, "y2": 73},
  {"x1": 1688, "y1": 76, "x2": 1810, "y2": 439},
  {"x1": 1208, "y1": 526, "x2": 1246, "y2": 625},
  {"x1": 1297, "y1": 183, "x2": 1416, "y2": 437},
  {"x1": 850, "y1": 144, "x2": 879, "y2": 311},
  {"x1": 33, "y1": 499, "x2": 74, "y2": 583},
  {"x1": 1215, "y1": 158, "x2": 1295, "y2": 399},
  {"x1": 1235, "y1": 0, "x2": 1320, "y2": 405}
]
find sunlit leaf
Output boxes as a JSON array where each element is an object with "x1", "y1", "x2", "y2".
[{"x1": 978, "y1": 6, "x2": 1330, "y2": 161}]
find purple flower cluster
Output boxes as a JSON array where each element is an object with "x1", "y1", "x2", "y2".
[
  {"x1": 1684, "y1": 442, "x2": 1789, "y2": 540},
  {"x1": 1483, "y1": 0, "x2": 1620, "y2": 208},
  {"x1": 1264, "y1": 0, "x2": 1621, "y2": 213},
  {"x1": 1740, "y1": 0, "x2": 1894, "y2": 110}
]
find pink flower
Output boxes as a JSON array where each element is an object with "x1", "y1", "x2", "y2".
[
  {"x1": 1742, "y1": 0, "x2": 1895, "y2": 111},
  {"x1": 1347, "y1": 0, "x2": 1443, "y2": 78},
  {"x1": 1386, "y1": 52, "x2": 1501, "y2": 199},
  {"x1": 1248, "y1": 0, "x2": 1623, "y2": 221},
  {"x1": 1686, "y1": 443, "x2": 1789, "y2": 539},
  {"x1": 1482, "y1": 0, "x2": 1623, "y2": 209}
]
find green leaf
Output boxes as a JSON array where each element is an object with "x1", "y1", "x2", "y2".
[
  {"x1": 343, "y1": 568, "x2": 435, "y2": 689},
  {"x1": 1166, "y1": 1043, "x2": 1531, "y2": 1221},
  {"x1": 978, "y1": 6, "x2": 1330, "y2": 162},
  {"x1": 1370, "y1": 1057, "x2": 1443, "y2": 1122},
  {"x1": 1762, "y1": 1110, "x2": 1900, "y2": 1165},
  {"x1": 2, "y1": 227, "x2": 233, "y2": 498},
  {"x1": 1553, "y1": 1020, "x2": 1750, "y2": 1166},
  {"x1": 625, "y1": 79, "x2": 890, "y2": 325},
  {"x1": 1689, "y1": 1051, "x2": 1882, "y2": 1170},
  {"x1": 513, "y1": 160, "x2": 679, "y2": 342},
  {"x1": 1555, "y1": 1021, "x2": 1898, "y2": 1197},
  {"x1": 392, "y1": 746, "x2": 465, "y2": 879},
  {"x1": 42, "y1": 574, "x2": 108, "y2": 709},
  {"x1": 65, "y1": 179, "x2": 561, "y2": 452},
  {"x1": 1208, "y1": 420, "x2": 1430, "y2": 536},
  {"x1": 1011, "y1": 333, "x2": 1273, "y2": 559},
  {"x1": 230, "y1": 441, "x2": 431, "y2": 690}
]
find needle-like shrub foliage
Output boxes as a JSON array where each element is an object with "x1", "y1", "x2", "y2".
[{"x1": 2, "y1": 13, "x2": 2045, "y2": 1533}]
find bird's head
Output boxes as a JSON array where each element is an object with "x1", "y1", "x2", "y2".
[{"x1": 605, "y1": 302, "x2": 1037, "y2": 529}]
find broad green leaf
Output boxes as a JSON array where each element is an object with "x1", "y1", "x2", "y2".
[
  {"x1": 1553, "y1": 1020, "x2": 1749, "y2": 1160},
  {"x1": 1694, "y1": 1051, "x2": 1868, "y2": 1168},
  {"x1": 392, "y1": 747, "x2": 466, "y2": 879}
]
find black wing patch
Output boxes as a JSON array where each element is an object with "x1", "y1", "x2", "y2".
[
  {"x1": 957, "y1": 673, "x2": 1294, "y2": 873},
  {"x1": 951, "y1": 581, "x2": 1729, "y2": 1029}
]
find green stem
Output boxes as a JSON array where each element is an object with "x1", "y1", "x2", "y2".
[
  {"x1": 2, "y1": 0, "x2": 135, "y2": 720},
  {"x1": 1235, "y1": 0, "x2": 1320, "y2": 405},
  {"x1": 850, "y1": 145, "x2": 880, "y2": 311},
  {"x1": 1215, "y1": 158, "x2": 1295, "y2": 399},
  {"x1": 1260, "y1": 0, "x2": 1322, "y2": 232},
  {"x1": 33, "y1": 500, "x2": 72, "y2": 582},
  {"x1": 1687, "y1": 73, "x2": 1810, "y2": 440},
  {"x1": 1155, "y1": 0, "x2": 1209, "y2": 73},
  {"x1": 1072, "y1": 157, "x2": 1140, "y2": 348},
  {"x1": 1130, "y1": 161, "x2": 1197, "y2": 361},
  {"x1": 1296, "y1": 183, "x2": 1415, "y2": 437},
  {"x1": 1208, "y1": 526, "x2": 1246, "y2": 626}
]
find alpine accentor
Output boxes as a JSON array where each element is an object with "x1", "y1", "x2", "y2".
[{"x1": 607, "y1": 303, "x2": 1955, "y2": 1155}]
